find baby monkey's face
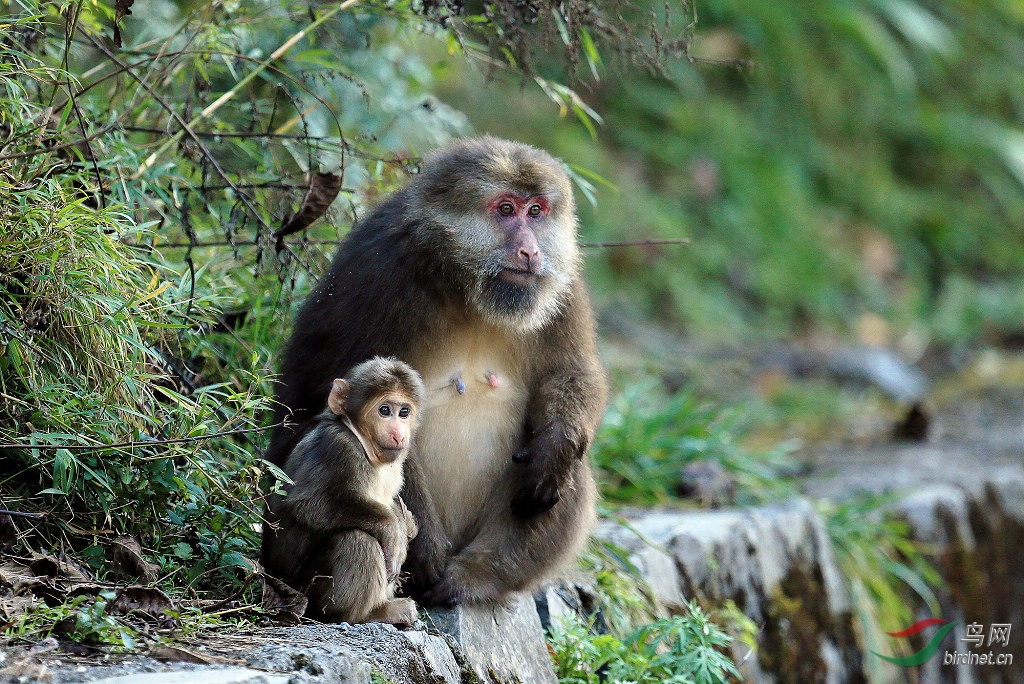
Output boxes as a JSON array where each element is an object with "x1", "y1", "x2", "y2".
[{"x1": 360, "y1": 392, "x2": 417, "y2": 464}]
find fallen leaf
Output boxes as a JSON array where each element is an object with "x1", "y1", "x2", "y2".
[
  {"x1": 109, "y1": 535, "x2": 160, "y2": 583},
  {"x1": 0, "y1": 560, "x2": 41, "y2": 594},
  {"x1": 275, "y1": 172, "x2": 344, "y2": 238},
  {"x1": 260, "y1": 573, "x2": 307, "y2": 625},
  {"x1": 28, "y1": 553, "x2": 92, "y2": 581},
  {"x1": 0, "y1": 594, "x2": 37, "y2": 621}
]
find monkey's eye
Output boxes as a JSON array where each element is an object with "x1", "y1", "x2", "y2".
[
  {"x1": 527, "y1": 204, "x2": 543, "y2": 217},
  {"x1": 398, "y1": 407, "x2": 410, "y2": 418},
  {"x1": 378, "y1": 405, "x2": 392, "y2": 417},
  {"x1": 497, "y1": 202, "x2": 516, "y2": 216}
]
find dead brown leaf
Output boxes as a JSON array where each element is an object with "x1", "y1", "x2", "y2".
[
  {"x1": 0, "y1": 560, "x2": 42, "y2": 594},
  {"x1": 275, "y1": 172, "x2": 344, "y2": 238},
  {"x1": 0, "y1": 594, "x2": 37, "y2": 622},
  {"x1": 113, "y1": 0, "x2": 135, "y2": 48},
  {"x1": 109, "y1": 535, "x2": 160, "y2": 583},
  {"x1": 260, "y1": 573, "x2": 307, "y2": 625},
  {"x1": 28, "y1": 553, "x2": 92, "y2": 581}
]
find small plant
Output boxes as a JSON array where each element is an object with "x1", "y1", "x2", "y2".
[
  {"x1": 548, "y1": 602, "x2": 741, "y2": 684},
  {"x1": 8, "y1": 593, "x2": 139, "y2": 652},
  {"x1": 576, "y1": 537, "x2": 659, "y2": 637}
]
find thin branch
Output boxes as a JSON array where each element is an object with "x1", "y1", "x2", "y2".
[
  {"x1": 122, "y1": 126, "x2": 335, "y2": 141},
  {"x1": 0, "y1": 509, "x2": 47, "y2": 520},
  {"x1": 0, "y1": 422, "x2": 283, "y2": 453},
  {"x1": 0, "y1": 121, "x2": 120, "y2": 161},
  {"x1": 83, "y1": 31, "x2": 274, "y2": 235},
  {"x1": 581, "y1": 238, "x2": 691, "y2": 248}
]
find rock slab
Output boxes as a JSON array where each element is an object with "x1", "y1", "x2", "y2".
[
  {"x1": 597, "y1": 500, "x2": 864, "y2": 684},
  {"x1": 34, "y1": 598, "x2": 556, "y2": 684},
  {"x1": 427, "y1": 596, "x2": 558, "y2": 684}
]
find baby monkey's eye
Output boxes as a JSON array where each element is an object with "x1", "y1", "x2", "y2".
[
  {"x1": 498, "y1": 202, "x2": 515, "y2": 216},
  {"x1": 527, "y1": 204, "x2": 542, "y2": 217},
  {"x1": 378, "y1": 405, "x2": 391, "y2": 417},
  {"x1": 398, "y1": 407, "x2": 410, "y2": 418}
]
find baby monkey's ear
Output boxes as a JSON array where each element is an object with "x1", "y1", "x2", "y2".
[{"x1": 327, "y1": 379, "x2": 349, "y2": 416}]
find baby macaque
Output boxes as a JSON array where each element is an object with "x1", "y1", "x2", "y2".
[{"x1": 261, "y1": 357, "x2": 425, "y2": 626}]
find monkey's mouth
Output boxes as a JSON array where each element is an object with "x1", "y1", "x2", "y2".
[
  {"x1": 498, "y1": 267, "x2": 539, "y2": 286},
  {"x1": 375, "y1": 447, "x2": 404, "y2": 464}
]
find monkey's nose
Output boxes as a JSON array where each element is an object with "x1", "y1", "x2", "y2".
[{"x1": 518, "y1": 248, "x2": 541, "y2": 271}]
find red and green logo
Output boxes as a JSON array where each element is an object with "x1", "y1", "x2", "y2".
[{"x1": 872, "y1": 618, "x2": 956, "y2": 666}]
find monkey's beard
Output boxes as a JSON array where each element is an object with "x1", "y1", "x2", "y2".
[
  {"x1": 471, "y1": 264, "x2": 571, "y2": 332},
  {"x1": 483, "y1": 272, "x2": 539, "y2": 315}
]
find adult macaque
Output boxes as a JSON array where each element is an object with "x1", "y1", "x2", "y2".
[
  {"x1": 268, "y1": 136, "x2": 607, "y2": 606},
  {"x1": 261, "y1": 357, "x2": 425, "y2": 625}
]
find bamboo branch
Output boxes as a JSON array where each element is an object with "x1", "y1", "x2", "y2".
[
  {"x1": 0, "y1": 422, "x2": 283, "y2": 453},
  {"x1": 133, "y1": 0, "x2": 361, "y2": 178}
]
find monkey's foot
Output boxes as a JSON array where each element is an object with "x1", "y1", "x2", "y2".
[
  {"x1": 418, "y1": 579, "x2": 459, "y2": 608},
  {"x1": 417, "y1": 559, "x2": 507, "y2": 607},
  {"x1": 405, "y1": 528, "x2": 452, "y2": 590},
  {"x1": 368, "y1": 597, "x2": 419, "y2": 628}
]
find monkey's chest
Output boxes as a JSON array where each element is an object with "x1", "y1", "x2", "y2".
[{"x1": 412, "y1": 343, "x2": 528, "y2": 544}]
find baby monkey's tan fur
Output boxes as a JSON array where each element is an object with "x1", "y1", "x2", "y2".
[{"x1": 261, "y1": 357, "x2": 425, "y2": 625}]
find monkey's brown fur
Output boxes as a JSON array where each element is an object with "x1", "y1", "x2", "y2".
[
  {"x1": 261, "y1": 357, "x2": 426, "y2": 625},
  {"x1": 268, "y1": 136, "x2": 607, "y2": 606}
]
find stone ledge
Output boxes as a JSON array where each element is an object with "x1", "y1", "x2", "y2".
[{"x1": 19, "y1": 459, "x2": 1024, "y2": 684}]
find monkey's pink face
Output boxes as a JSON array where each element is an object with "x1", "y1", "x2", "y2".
[
  {"x1": 488, "y1": 192, "x2": 550, "y2": 286},
  {"x1": 364, "y1": 394, "x2": 416, "y2": 465}
]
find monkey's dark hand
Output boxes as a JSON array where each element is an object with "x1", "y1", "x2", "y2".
[
  {"x1": 510, "y1": 425, "x2": 585, "y2": 517},
  {"x1": 403, "y1": 517, "x2": 452, "y2": 591},
  {"x1": 510, "y1": 450, "x2": 561, "y2": 517},
  {"x1": 418, "y1": 576, "x2": 460, "y2": 609}
]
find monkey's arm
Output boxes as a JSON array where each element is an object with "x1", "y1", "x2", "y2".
[
  {"x1": 399, "y1": 455, "x2": 451, "y2": 591},
  {"x1": 512, "y1": 283, "x2": 608, "y2": 517}
]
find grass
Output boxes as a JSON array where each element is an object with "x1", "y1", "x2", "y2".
[
  {"x1": 821, "y1": 494, "x2": 943, "y2": 684},
  {"x1": 591, "y1": 378, "x2": 797, "y2": 507}
]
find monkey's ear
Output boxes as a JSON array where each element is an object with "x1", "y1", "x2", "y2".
[{"x1": 328, "y1": 379, "x2": 349, "y2": 415}]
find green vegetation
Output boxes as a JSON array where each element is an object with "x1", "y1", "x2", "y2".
[
  {"x1": 592, "y1": 379, "x2": 796, "y2": 506},
  {"x1": 822, "y1": 494, "x2": 943, "y2": 684},
  {"x1": 0, "y1": 118, "x2": 273, "y2": 589},
  {"x1": 548, "y1": 604, "x2": 741, "y2": 684}
]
